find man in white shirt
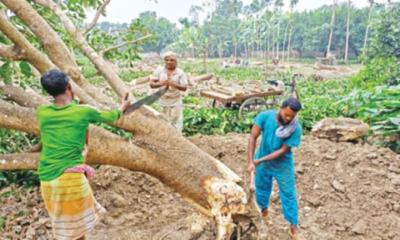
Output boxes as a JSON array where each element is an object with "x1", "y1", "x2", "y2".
[{"x1": 150, "y1": 51, "x2": 188, "y2": 132}]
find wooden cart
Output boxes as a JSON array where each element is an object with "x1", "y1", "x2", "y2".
[{"x1": 200, "y1": 85, "x2": 283, "y2": 118}]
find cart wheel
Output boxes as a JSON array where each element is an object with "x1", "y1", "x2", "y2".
[
  {"x1": 266, "y1": 95, "x2": 281, "y2": 107},
  {"x1": 212, "y1": 99, "x2": 217, "y2": 108},
  {"x1": 209, "y1": 99, "x2": 231, "y2": 109},
  {"x1": 238, "y1": 97, "x2": 268, "y2": 119}
]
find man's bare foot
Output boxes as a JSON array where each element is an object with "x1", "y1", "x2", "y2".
[
  {"x1": 261, "y1": 208, "x2": 268, "y2": 217},
  {"x1": 289, "y1": 225, "x2": 306, "y2": 240},
  {"x1": 261, "y1": 208, "x2": 272, "y2": 225}
]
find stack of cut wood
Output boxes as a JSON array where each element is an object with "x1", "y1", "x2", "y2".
[
  {"x1": 313, "y1": 62, "x2": 338, "y2": 71},
  {"x1": 208, "y1": 83, "x2": 280, "y2": 97},
  {"x1": 209, "y1": 86, "x2": 247, "y2": 96}
]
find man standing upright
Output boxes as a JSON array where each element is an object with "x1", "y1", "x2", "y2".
[
  {"x1": 150, "y1": 51, "x2": 188, "y2": 133},
  {"x1": 247, "y1": 97, "x2": 305, "y2": 240}
]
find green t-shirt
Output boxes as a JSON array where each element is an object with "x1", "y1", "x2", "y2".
[{"x1": 36, "y1": 100, "x2": 121, "y2": 181}]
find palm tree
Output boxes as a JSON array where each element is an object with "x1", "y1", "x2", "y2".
[
  {"x1": 274, "y1": 0, "x2": 284, "y2": 60},
  {"x1": 363, "y1": 0, "x2": 374, "y2": 54},
  {"x1": 326, "y1": 0, "x2": 338, "y2": 57},
  {"x1": 282, "y1": 16, "x2": 290, "y2": 63},
  {"x1": 286, "y1": 0, "x2": 299, "y2": 62},
  {"x1": 261, "y1": 17, "x2": 272, "y2": 63},
  {"x1": 344, "y1": 0, "x2": 351, "y2": 63},
  {"x1": 239, "y1": 19, "x2": 251, "y2": 58}
]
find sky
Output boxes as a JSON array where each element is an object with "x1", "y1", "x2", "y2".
[{"x1": 86, "y1": 0, "x2": 390, "y2": 24}]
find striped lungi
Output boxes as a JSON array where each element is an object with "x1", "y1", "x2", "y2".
[{"x1": 40, "y1": 172, "x2": 105, "y2": 240}]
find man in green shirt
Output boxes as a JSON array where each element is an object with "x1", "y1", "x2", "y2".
[{"x1": 37, "y1": 69, "x2": 129, "y2": 240}]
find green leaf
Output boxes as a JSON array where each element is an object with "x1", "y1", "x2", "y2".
[
  {"x1": 19, "y1": 61, "x2": 32, "y2": 78},
  {"x1": 389, "y1": 118, "x2": 400, "y2": 126},
  {"x1": 0, "y1": 35, "x2": 8, "y2": 44},
  {"x1": 0, "y1": 61, "x2": 13, "y2": 85}
]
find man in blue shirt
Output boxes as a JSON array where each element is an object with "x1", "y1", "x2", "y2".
[{"x1": 247, "y1": 97, "x2": 305, "y2": 240}]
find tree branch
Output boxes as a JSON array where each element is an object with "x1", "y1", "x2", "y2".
[
  {"x1": 84, "y1": 0, "x2": 111, "y2": 34},
  {"x1": 0, "y1": 99, "x2": 39, "y2": 135},
  {"x1": 100, "y1": 34, "x2": 153, "y2": 55},
  {"x1": 32, "y1": 0, "x2": 130, "y2": 98},
  {"x1": 0, "y1": 152, "x2": 39, "y2": 170},
  {"x1": 0, "y1": 10, "x2": 102, "y2": 108},
  {"x1": 0, "y1": 84, "x2": 49, "y2": 107},
  {"x1": 2, "y1": 0, "x2": 112, "y2": 106},
  {"x1": 0, "y1": 44, "x2": 25, "y2": 60}
]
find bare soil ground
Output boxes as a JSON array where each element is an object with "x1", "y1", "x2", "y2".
[{"x1": 1, "y1": 133, "x2": 399, "y2": 240}]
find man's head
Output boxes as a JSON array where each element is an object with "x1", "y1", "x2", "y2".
[
  {"x1": 163, "y1": 51, "x2": 178, "y2": 70},
  {"x1": 40, "y1": 69, "x2": 72, "y2": 98},
  {"x1": 278, "y1": 97, "x2": 302, "y2": 125}
]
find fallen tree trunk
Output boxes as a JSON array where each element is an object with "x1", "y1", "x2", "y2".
[
  {"x1": 0, "y1": 1, "x2": 265, "y2": 238},
  {"x1": 189, "y1": 74, "x2": 214, "y2": 85},
  {"x1": 0, "y1": 98, "x2": 260, "y2": 239},
  {"x1": 313, "y1": 62, "x2": 338, "y2": 71},
  {"x1": 0, "y1": 85, "x2": 242, "y2": 196},
  {"x1": 131, "y1": 76, "x2": 150, "y2": 85},
  {"x1": 0, "y1": 86, "x2": 241, "y2": 209}
]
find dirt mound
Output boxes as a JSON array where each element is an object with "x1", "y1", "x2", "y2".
[
  {"x1": 1, "y1": 134, "x2": 399, "y2": 239},
  {"x1": 190, "y1": 133, "x2": 400, "y2": 240}
]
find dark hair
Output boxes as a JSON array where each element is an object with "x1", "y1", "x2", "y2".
[
  {"x1": 40, "y1": 69, "x2": 69, "y2": 96},
  {"x1": 281, "y1": 97, "x2": 302, "y2": 112}
]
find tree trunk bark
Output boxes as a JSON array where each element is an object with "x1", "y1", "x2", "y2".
[
  {"x1": 327, "y1": 0, "x2": 338, "y2": 57},
  {"x1": 363, "y1": 2, "x2": 374, "y2": 55},
  {"x1": 276, "y1": 19, "x2": 281, "y2": 59},
  {"x1": 244, "y1": 42, "x2": 248, "y2": 59},
  {"x1": 257, "y1": 28, "x2": 261, "y2": 58},
  {"x1": 234, "y1": 42, "x2": 238, "y2": 58},
  {"x1": 344, "y1": 0, "x2": 351, "y2": 63},
  {"x1": 203, "y1": 41, "x2": 208, "y2": 72},
  {"x1": 287, "y1": 27, "x2": 293, "y2": 62},
  {"x1": 267, "y1": 32, "x2": 270, "y2": 63},
  {"x1": 0, "y1": 44, "x2": 24, "y2": 61},
  {"x1": 272, "y1": 23, "x2": 276, "y2": 59},
  {"x1": 282, "y1": 22, "x2": 290, "y2": 63},
  {"x1": 191, "y1": 74, "x2": 214, "y2": 83},
  {"x1": 0, "y1": 85, "x2": 48, "y2": 107}
]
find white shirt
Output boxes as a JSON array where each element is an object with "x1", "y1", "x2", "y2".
[{"x1": 150, "y1": 66, "x2": 188, "y2": 107}]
